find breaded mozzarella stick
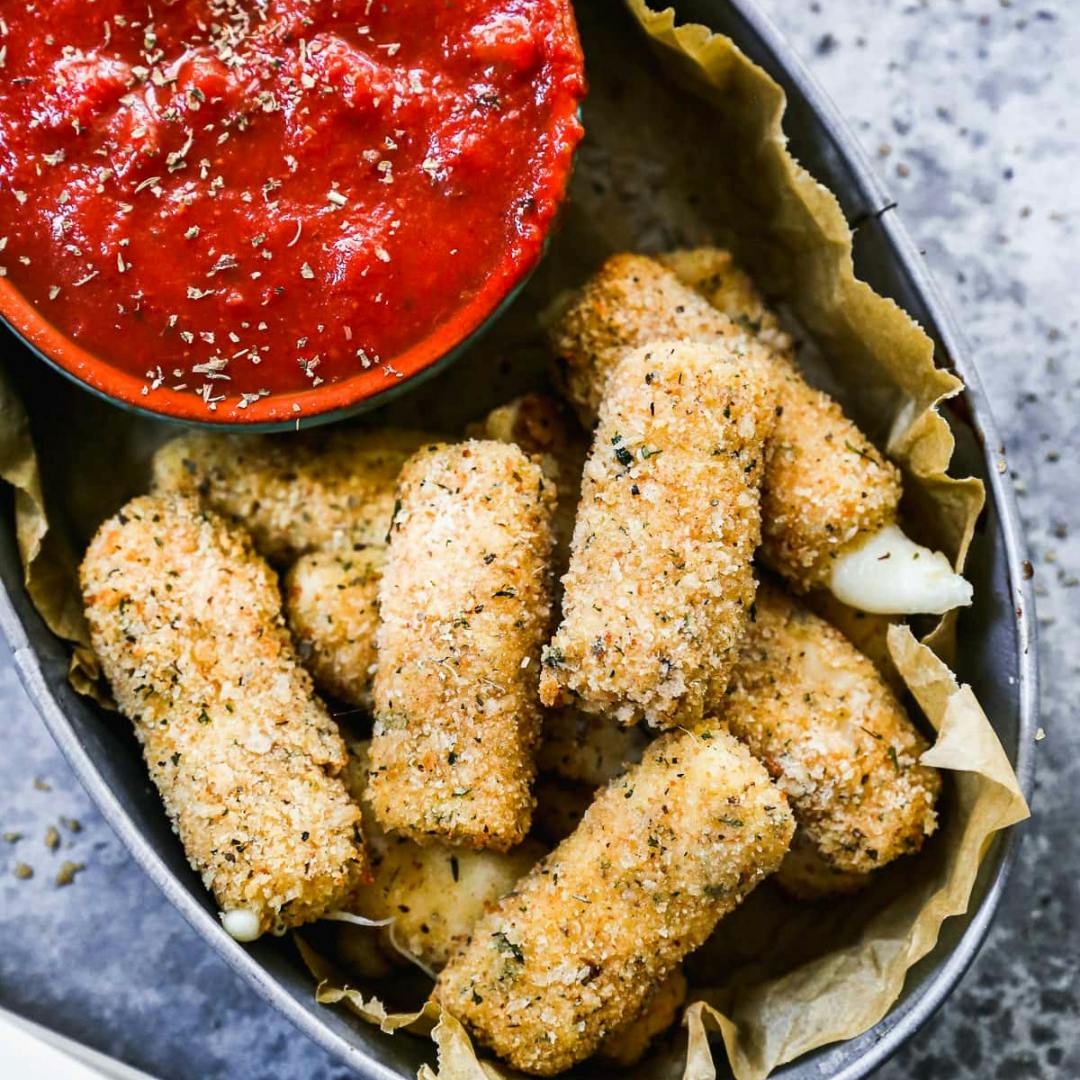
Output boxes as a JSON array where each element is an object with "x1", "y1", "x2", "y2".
[
  {"x1": 283, "y1": 548, "x2": 384, "y2": 708},
  {"x1": 368, "y1": 441, "x2": 556, "y2": 850},
  {"x1": 549, "y1": 253, "x2": 768, "y2": 425},
  {"x1": 80, "y1": 496, "x2": 368, "y2": 940},
  {"x1": 718, "y1": 584, "x2": 940, "y2": 874},
  {"x1": 152, "y1": 428, "x2": 431, "y2": 566},
  {"x1": 433, "y1": 728, "x2": 795, "y2": 1075},
  {"x1": 657, "y1": 247, "x2": 794, "y2": 355},
  {"x1": 550, "y1": 253, "x2": 971, "y2": 613},
  {"x1": 597, "y1": 968, "x2": 688, "y2": 1067},
  {"x1": 540, "y1": 340, "x2": 774, "y2": 728},
  {"x1": 288, "y1": 398, "x2": 585, "y2": 710},
  {"x1": 469, "y1": 393, "x2": 589, "y2": 576}
]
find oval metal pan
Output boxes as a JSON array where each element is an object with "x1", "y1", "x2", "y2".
[{"x1": 0, "y1": 4, "x2": 1035, "y2": 1079}]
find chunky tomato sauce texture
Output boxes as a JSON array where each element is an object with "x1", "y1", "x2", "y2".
[{"x1": 0, "y1": 0, "x2": 584, "y2": 420}]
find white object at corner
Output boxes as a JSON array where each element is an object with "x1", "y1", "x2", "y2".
[{"x1": 0, "y1": 1006, "x2": 159, "y2": 1080}]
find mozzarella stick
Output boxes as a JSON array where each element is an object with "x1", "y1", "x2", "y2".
[
  {"x1": 283, "y1": 548, "x2": 384, "y2": 709},
  {"x1": 657, "y1": 247, "x2": 793, "y2": 355},
  {"x1": 368, "y1": 441, "x2": 556, "y2": 850},
  {"x1": 597, "y1": 968, "x2": 688, "y2": 1067},
  {"x1": 287, "y1": 399, "x2": 585, "y2": 710},
  {"x1": 151, "y1": 428, "x2": 431, "y2": 566},
  {"x1": 550, "y1": 252, "x2": 971, "y2": 612},
  {"x1": 469, "y1": 393, "x2": 589, "y2": 576},
  {"x1": 540, "y1": 340, "x2": 774, "y2": 728},
  {"x1": 433, "y1": 728, "x2": 795, "y2": 1075},
  {"x1": 718, "y1": 584, "x2": 940, "y2": 874},
  {"x1": 80, "y1": 495, "x2": 368, "y2": 940},
  {"x1": 537, "y1": 708, "x2": 648, "y2": 787}
]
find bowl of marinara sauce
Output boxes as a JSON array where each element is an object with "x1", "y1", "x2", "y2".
[{"x1": 0, "y1": 0, "x2": 585, "y2": 428}]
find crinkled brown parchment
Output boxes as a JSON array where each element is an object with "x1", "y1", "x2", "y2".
[{"x1": 0, "y1": 2, "x2": 1027, "y2": 1079}]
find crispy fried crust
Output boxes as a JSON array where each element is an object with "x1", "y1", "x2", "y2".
[
  {"x1": 151, "y1": 428, "x2": 431, "y2": 566},
  {"x1": 540, "y1": 340, "x2": 774, "y2": 728},
  {"x1": 657, "y1": 247, "x2": 793, "y2": 355},
  {"x1": 433, "y1": 728, "x2": 794, "y2": 1075},
  {"x1": 549, "y1": 252, "x2": 902, "y2": 590},
  {"x1": 469, "y1": 393, "x2": 589, "y2": 579},
  {"x1": 803, "y1": 588, "x2": 904, "y2": 694},
  {"x1": 80, "y1": 495, "x2": 367, "y2": 936},
  {"x1": 758, "y1": 369, "x2": 901, "y2": 591},
  {"x1": 368, "y1": 441, "x2": 557, "y2": 850},
  {"x1": 537, "y1": 708, "x2": 648, "y2": 787},
  {"x1": 284, "y1": 548, "x2": 384, "y2": 709},
  {"x1": 717, "y1": 584, "x2": 940, "y2": 874},
  {"x1": 596, "y1": 967, "x2": 688, "y2": 1067}
]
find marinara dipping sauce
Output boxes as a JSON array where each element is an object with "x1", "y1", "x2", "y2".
[{"x1": 0, "y1": 0, "x2": 584, "y2": 423}]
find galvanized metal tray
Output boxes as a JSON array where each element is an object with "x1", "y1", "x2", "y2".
[{"x1": 0, "y1": 3, "x2": 1035, "y2": 1078}]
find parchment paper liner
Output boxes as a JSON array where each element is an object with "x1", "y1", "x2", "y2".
[{"x1": 0, "y1": 2, "x2": 1027, "y2": 1079}]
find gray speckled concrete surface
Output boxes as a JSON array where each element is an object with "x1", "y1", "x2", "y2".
[{"x1": 1, "y1": 2, "x2": 1076, "y2": 1078}]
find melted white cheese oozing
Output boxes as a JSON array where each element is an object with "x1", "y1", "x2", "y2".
[
  {"x1": 830, "y1": 524, "x2": 973, "y2": 615},
  {"x1": 221, "y1": 908, "x2": 261, "y2": 942}
]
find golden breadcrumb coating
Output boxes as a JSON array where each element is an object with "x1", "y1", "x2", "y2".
[
  {"x1": 434, "y1": 728, "x2": 794, "y2": 1075},
  {"x1": 540, "y1": 340, "x2": 774, "y2": 729},
  {"x1": 597, "y1": 968, "x2": 688, "y2": 1067},
  {"x1": 469, "y1": 393, "x2": 589, "y2": 577},
  {"x1": 804, "y1": 588, "x2": 904, "y2": 694},
  {"x1": 537, "y1": 708, "x2": 648, "y2": 787},
  {"x1": 549, "y1": 252, "x2": 902, "y2": 591},
  {"x1": 756, "y1": 369, "x2": 902, "y2": 591},
  {"x1": 716, "y1": 584, "x2": 940, "y2": 874},
  {"x1": 774, "y1": 830, "x2": 870, "y2": 901},
  {"x1": 284, "y1": 548, "x2": 384, "y2": 709},
  {"x1": 80, "y1": 495, "x2": 368, "y2": 937},
  {"x1": 151, "y1": 428, "x2": 431, "y2": 566},
  {"x1": 369, "y1": 441, "x2": 557, "y2": 850},
  {"x1": 343, "y1": 740, "x2": 545, "y2": 973},
  {"x1": 657, "y1": 247, "x2": 794, "y2": 356},
  {"x1": 549, "y1": 253, "x2": 765, "y2": 425}
]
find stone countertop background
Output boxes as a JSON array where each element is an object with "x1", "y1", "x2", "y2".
[{"x1": 1, "y1": 2, "x2": 1076, "y2": 1077}]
